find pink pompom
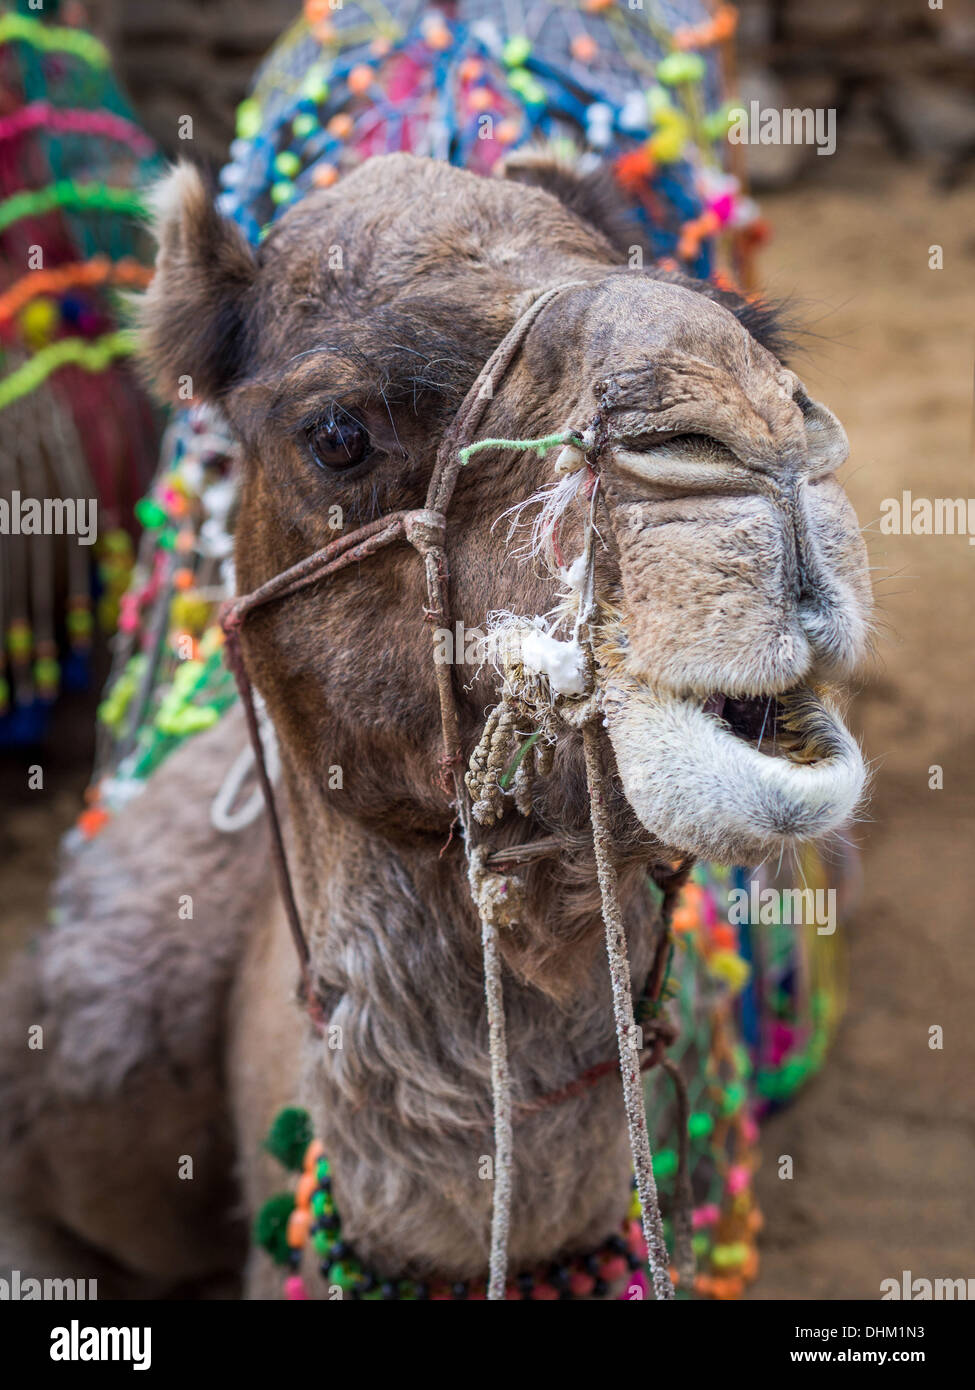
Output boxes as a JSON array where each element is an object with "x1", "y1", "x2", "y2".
[
  {"x1": 284, "y1": 1274, "x2": 308, "y2": 1300},
  {"x1": 726, "y1": 1164, "x2": 750, "y2": 1196},
  {"x1": 692, "y1": 1203, "x2": 720, "y2": 1230}
]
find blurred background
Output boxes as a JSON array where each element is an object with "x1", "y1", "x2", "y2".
[{"x1": 1, "y1": 0, "x2": 973, "y2": 1298}]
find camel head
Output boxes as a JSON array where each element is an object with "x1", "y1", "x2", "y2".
[{"x1": 140, "y1": 153, "x2": 871, "y2": 880}]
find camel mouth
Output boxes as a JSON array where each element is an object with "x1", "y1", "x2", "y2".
[
  {"x1": 700, "y1": 688, "x2": 824, "y2": 764},
  {"x1": 600, "y1": 674, "x2": 866, "y2": 866}
]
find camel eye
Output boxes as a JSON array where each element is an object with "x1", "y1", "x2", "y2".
[{"x1": 305, "y1": 414, "x2": 372, "y2": 471}]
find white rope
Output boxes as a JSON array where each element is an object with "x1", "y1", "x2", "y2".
[
  {"x1": 577, "y1": 480, "x2": 673, "y2": 1299},
  {"x1": 467, "y1": 842, "x2": 514, "y2": 1300},
  {"x1": 582, "y1": 720, "x2": 674, "y2": 1300}
]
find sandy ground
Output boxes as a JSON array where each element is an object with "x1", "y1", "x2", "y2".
[
  {"x1": 750, "y1": 149, "x2": 975, "y2": 1298},
  {"x1": 1, "y1": 149, "x2": 973, "y2": 1300}
]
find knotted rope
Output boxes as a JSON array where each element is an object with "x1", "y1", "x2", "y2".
[{"x1": 222, "y1": 280, "x2": 682, "y2": 1301}]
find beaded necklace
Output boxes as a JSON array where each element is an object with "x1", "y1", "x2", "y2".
[{"x1": 256, "y1": 1108, "x2": 653, "y2": 1301}]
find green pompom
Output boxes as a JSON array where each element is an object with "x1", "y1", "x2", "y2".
[
  {"x1": 656, "y1": 52, "x2": 706, "y2": 87},
  {"x1": 134, "y1": 496, "x2": 167, "y2": 530},
  {"x1": 254, "y1": 1192, "x2": 296, "y2": 1266},
  {"x1": 688, "y1": 1111, "x2": 714, "y2": 1140},
  {"x1": 502, "y1": 35, "x2": 531, "y2": 67},
  {"x1": 651, "y1": 1147, "x2": 678, "y2": 1179},
  {"x1": 274, "y1": 151, "x2": 301, "y2": 178},
  {"x1": 327, "y1": 1258, "x2": 362, "y2": 1291},
  {"x1": 236, "y1": 98, "x2": 262, "y2": 140},
  {"x1": 264, "y1": 1106, "x2": 313, "y2": 1171}
]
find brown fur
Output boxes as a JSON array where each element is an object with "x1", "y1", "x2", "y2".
[{"x1": 0, "y1": 153, "x2": 870, "y2": 1296}]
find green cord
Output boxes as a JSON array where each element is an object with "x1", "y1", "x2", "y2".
[
  {"x1": 0, "y1": 181, "x2": 146, "y2": 235},
  {"x1": 458, "y1": 430, "x2": 579, "y2": 466},
  {"x1": 0, "y1": 331, "x2": 136, "y2": 412},
  {"x1": 0, "y1": 13, "x2": 110, "y2": 69},
  {"x1": 499, "y1": 730, "x2": 542, "y2": 790}
]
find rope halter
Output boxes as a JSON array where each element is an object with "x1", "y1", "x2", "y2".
[{"x1": 221, "y1": 280, "x2": 678, "y2": 1301}]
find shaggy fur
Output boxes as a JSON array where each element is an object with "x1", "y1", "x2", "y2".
[{"x1": 0, "y1": 153, "x2": 872, "y2": 1296}]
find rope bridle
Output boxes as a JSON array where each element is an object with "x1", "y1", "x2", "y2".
[{"x1": 221, "y1": 282, "x2": 683, "y2": 1301}]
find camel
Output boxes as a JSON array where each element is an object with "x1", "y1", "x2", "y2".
[{"x1": 0, "y1": 152, "x2": 871, "y2": 1299}]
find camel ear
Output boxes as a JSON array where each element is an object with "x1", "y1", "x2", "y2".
[
  {"x1": 802, "y1": 396, "x2": 849, "y2": 471},
  {"x1": 500, "y1": 146, "x2": 649, "y2": 262},
  {"x1": 138, "y1": 163, "x2": 257, "y2": 404}
]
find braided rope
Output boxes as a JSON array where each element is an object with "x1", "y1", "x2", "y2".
[
  {"x1": 582, "y1": 721, "x2": 674, "y2": 1300},
  {"x1": 469, "y1": 846, "x2": 514, "y2": 1300}
]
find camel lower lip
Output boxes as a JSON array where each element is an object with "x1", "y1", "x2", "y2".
[{"x1": 601, "y1": 676, "x2": 866, "y2": 864}]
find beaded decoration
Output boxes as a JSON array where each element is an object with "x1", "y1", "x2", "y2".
[
  {"x1": 0, "y1": 0, "x2": 162, "y2": 744},
  {"x1": 218, "y1": 0, "x2": 766, "y2": 286},
  {"x1": 257, "y1": 1107, "x2": 653, "y2": 1301}
]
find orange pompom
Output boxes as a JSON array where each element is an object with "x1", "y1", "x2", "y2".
[
  {"x1": 312, "y1": 163, "x2": 339, "y2": 188},
  {"x1": 459, "y1": 57, "x2": 484, "y2": 83},
  {"x1": 495, "y1": 118, "x2": 521, "y2": 146},
  {"x1": 671, "y1": 906, "x2": 698, "y2": 934},
  {"x1": 78, "y1": 807, "x2": 110, "y2": 840},
  {"x1": 467, "y1": 86, "x2": 494, "y2": 113},
  {"x1": 286, "y1": 1207, "x2": 311, "y2": 1248},
  {"x1": 303, "y1": 0, "x2": 332, "y2": 25},
  {"x1": 173, "y1": 568, "x2": 195, "y2": 591},
  {"x1": 295, "y1": 1171, "x2": 317, "y2": 1210},
  {"x1": 326, "y1": 112, "x2": 354, "y2": 140},
  {"x1": 347, "y1": 64, "x2": 374, "y2": 96},
  {"x1": 710, "y1": 1274, "x2": 745, "y2": 1300},
  {"x1": 424, "y1": 24, "x2": 452, "y2": 51},
  {"x1": 570, "y1": 34, "x2": 598, "y2": 63},
  {"x1": 302, "y1": 1138, "x2": 325, "y2": 1172},
  {"x1": 614, "y1": 146, "x2": 655, "y2": 194}
]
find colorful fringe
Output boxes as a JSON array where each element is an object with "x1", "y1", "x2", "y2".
[{"x1": 0, "y1": 0, "x2": 162, "y2": 743}]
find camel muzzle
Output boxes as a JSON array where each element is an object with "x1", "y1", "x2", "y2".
[{"x1": 601, "y1": 674, "x2": 867, "y2": 865}]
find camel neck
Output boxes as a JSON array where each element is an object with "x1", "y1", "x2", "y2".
[{"x1": 286, "y1": 808, "x2": 655, "y2": 1280}]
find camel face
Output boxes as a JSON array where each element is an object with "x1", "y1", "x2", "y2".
[
  {"x1": 141, "y1": 154, "x2": 870, "y2": 865},
  {"x1": 564, "y1": 276, "x2": 873, "y2": 864}
]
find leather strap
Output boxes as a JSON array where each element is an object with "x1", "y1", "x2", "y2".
[{"x1": 220, "y1": 283, "x2": 586, "y2": 1022}]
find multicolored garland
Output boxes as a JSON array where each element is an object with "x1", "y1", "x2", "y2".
[
  {"x1": 0, "y1": 0, "x2": 161, "y2": 743},
  {"x1": 257, "y1": 1107, "x2": 651, "y2": 1300}
]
